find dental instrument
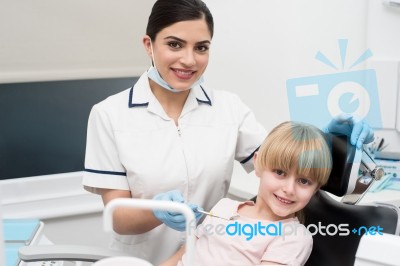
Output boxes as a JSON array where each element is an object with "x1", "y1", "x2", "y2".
[{"x1": 195, "y1": 209, "x2": 239, "y2": 221}]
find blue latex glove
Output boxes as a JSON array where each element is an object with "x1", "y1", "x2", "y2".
[
  {"x1": 323, "y1": 114, "x2": 374, "y2": 149},
  {"x1": 152, "y1": 190, "x2": 204, "y2": 231}
]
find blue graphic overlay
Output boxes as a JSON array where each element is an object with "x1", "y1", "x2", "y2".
[{"x1": 286, "y1": 39, "x2": 382, "y2": 130}]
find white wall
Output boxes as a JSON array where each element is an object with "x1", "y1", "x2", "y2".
[
  {"x1": 0, "y1": 0, "x2": 156, "y2": 83},
  {"x1": 367, "y1": 0, "x2": 400, "y2": 131},
  {"x1": 204, "y1": 0, "x2": 369, "y2": 132},
  {"x1": 368, "y1": 1, "x2": 400, "y2": 58},
  {"x1": 2, "y1": 0, "x2": 398, "y2": 131}
]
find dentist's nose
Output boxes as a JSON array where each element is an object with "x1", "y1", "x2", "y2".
[{"x1": 180, "y1": 49, "x2": 196, "y2": 67}]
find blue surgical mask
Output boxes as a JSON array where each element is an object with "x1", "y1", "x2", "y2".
[{"x1": 147, "y1": 41, "x2": 204, "y2": 93}]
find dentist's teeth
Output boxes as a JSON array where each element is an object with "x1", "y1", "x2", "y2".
[{"x1": 175, "y1": 70, "x2": 193, "y2": 76}]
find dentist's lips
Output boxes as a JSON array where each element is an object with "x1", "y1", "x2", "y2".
[
  {"x1": 274, "y1": 194, "x2": 294, "y2": 205},
  {"x1": 172, "y1": 68, "x2": 196, "y2": 80}
]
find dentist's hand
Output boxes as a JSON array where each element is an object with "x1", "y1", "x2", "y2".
[
  {"x1": 152, "y1": 190, "x2": 203, "y2": 231},
  {"x1": 323, "y1": 114, "x2": 374, "y2": 149}
]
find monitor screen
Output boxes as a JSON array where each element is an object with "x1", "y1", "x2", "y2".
[{"x1": 0, "y1": 77, "x2": 137, "y2": 180}]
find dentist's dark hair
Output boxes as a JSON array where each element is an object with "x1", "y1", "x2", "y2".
[{"x1": 146, "y1": 0, "x2": 214, "y2": 41}]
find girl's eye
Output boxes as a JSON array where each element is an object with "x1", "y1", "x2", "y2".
[
  {"x1": 298, "y1": 178, "x2": 312, "y2": 185},
  {"x1": 274, "y1": 169, "x2": 286, "y2": 176},
  {"x1": 168, "y1": 42, "x2": 182, "y2": 49}
]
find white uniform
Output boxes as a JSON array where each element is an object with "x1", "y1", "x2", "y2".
[{"x1": 82, "y1": 72, "x2": 267, "y2": 264}]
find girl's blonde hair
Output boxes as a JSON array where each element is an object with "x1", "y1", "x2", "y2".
[{"x1": 256, "y1": 121, "x2": 332, "y2": 187}]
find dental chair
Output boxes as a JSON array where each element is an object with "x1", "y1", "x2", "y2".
[
  {"x1": 18, "y1": 133, "x2": 400, "y2": 266},
  {"x1": 302, "y1": 133, "x2": 400, "y2": 266},
  {"x1": 249, "y1": 133, "x2": 400, "y2": 266}
]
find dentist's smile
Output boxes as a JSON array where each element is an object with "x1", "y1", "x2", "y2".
[{"x1": 172, "y1": 68, "x2": 196, "y2": 80}]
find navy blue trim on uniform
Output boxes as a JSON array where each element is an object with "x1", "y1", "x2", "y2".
[
  {"x1": 85, "y1": 168, "x2": 126, "y2": 176},
  {"x1": 240, "y1": 146, "x2": 260, "y2": 164},
  {"x1": 196, "y1": 86, "x2": 212, "y2": 106},
  {"x1": 128, "y1": 87, "x2": 149, "y2": 108}
]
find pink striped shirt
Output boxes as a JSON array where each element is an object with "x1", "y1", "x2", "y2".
[{"x1": 178, "y1": 198, "x2": 312, "y2": 266}]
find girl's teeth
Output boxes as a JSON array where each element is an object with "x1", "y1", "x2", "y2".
[{"x1": 277, "y1": 196, "x2": 292, "y2": 204}]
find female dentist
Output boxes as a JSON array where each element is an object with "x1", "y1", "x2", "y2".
[{"x1": 82, "y1": 0, "x2": 374, "y2": 264}]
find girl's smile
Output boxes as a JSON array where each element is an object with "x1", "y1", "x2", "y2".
[{"x1": 274, "y1": 194, "x2": 295, "y2": 205}]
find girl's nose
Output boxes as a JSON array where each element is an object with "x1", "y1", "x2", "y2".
[{"x1": 282, "y1": 179, "x2": 296, "y2": 195}]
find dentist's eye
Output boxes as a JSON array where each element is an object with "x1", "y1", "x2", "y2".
[
  {"x1": 195, "y1": 45, "x2": 209, "y2": 52},
  {"x1": 168, "y1": 42, "x2": 182, "y2": 49}
]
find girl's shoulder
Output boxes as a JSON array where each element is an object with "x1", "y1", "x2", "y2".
[{"x1": 212, "y1": 198, "x2": 241, "y2": 212}]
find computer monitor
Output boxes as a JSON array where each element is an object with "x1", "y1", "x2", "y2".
[{"x1": 0, "y1": 77, "x2": 137, "y2": 180}]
